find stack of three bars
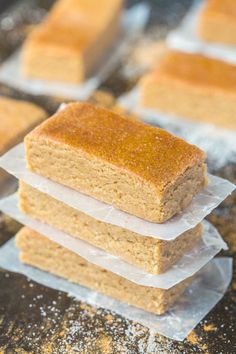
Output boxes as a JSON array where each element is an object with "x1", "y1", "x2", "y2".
[{"x1": 16, "y1": 102, "x2": 207, "y2": 315}]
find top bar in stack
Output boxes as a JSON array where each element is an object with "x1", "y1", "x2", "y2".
[
  {"x1": 21, "y1": 0, "x2": 124, "y2": 83},
  {"x1": 25, "y1": 102, "x2": 207, "y2": 223}
]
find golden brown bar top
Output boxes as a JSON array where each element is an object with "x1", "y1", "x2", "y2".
[
  {"x1": 140, "y1": 50, "x2": 236, "y2": 130},
  {"x1": 150, "y1": 50, "x2": 236, "y2": 93},
  {"x1": 21, "y1": 0, "x2": 124, "y2": 83},
  {"x1": 198, "y1": 0, "x2": 236, "y2": 45},
  {"x1": 25, "y1": 102, "x2": 206, "y2": 222}
]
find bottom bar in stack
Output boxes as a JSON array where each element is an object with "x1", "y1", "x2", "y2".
[{"x1": 16, "y1": 227, "x2": 193, "y2": 315}]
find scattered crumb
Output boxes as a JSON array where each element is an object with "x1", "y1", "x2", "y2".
[
  {"x1": 97, "y1": 334, "x2": 112, "y2": 354},
  {"x1": 187, "y1": 331, "x2": 199, "y2": 345},
  {"x1": 231, "y1": 282, "x2": 236, "y2": 291},
  {"x1": 187, "y1": 331, "x2": 209, "y2": 352},
  {"x1": 80, "y1": 302, "x2": 97, "y2": 315},
  {"x1": 105, "y1": 314, "x2": 113, "y2": 322},
  {"x1": 203, "y1": 324, "x2": 218, "y2": 332},
  {"x1": 38, "y1": 342, "x2": 54, "y2": 354}
]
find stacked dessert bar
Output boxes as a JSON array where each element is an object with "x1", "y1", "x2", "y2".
[
  {"x1": 21, "y1": 0, "x2": 124, "y2": 83},
  {"x1": 13, "y1": 102, "x2": 209, "y2": 315}
]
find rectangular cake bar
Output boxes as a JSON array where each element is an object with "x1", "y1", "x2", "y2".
[
  {"x1": 16, "y1": 227, "x2": 193, "y2": 315},
  {"x1": 0, "y1": 96, "x2": 47, "y2": 155},
  {"x1": 198, "y1": 0, "x2": 236, "y2": 46},
  {"x1": 47, "y1": 0, "x2": 123, "y2": 32},
  {"x1": 0, "y1": 96, "x2": 47, "y2": 188},
  {"x1": 140, "y1": 50, "x2": 236, "y2": 130},
  {"x1": 19, "y1": 182, "x2": 202, "y2": 275},
  {"x1": 21, "y1": 0, "x2": 124, "y2": 83},
  {"x1": 25, "y1": 102, "x2": 206, "y2": 223}
]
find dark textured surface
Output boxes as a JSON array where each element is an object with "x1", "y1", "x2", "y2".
[{"x1": 0, "y1": 1, "x2": 235, "y2": 353}]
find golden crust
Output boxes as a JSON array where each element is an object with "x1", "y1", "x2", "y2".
[
  {"x1": 201, "y1": 0, "x2": 236, "y2": 19},
  {"x1": 25, "y1": 102, "x2": 205, "y2": 193},
  {"x1": 149, "y1": 50, "x2": 236, "y2": 94},
  {"x1": 0, "y1": 96, "x2": 47, "y2": 155},
  {"x1": 47, "y1": 0, "x2": 124, "y2": 31},
  {"x1": 23, "y1": 0, "x2": 124, "y2": 53},
  {"x1": 198, "y1": 0, "x2": 236, "y2": 46},
  {"x1": 21, "y1": 0, "x2": 124, "y2": 83},
  {"x1": 23, "y1": 23, "x2": 95, "y2": 53}
]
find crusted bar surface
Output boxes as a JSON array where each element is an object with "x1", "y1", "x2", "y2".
[
  {"x1": 25, "y1": 102, "x2": 206, "y2": 222},
  {"x1": 140, "y1": 50, "x2": 236, "y2": 130}
]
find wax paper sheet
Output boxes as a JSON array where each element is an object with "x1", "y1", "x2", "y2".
[
  {"x1": 0, "y1": 193, "x2": 228, "y2": 289},
  {"x1": 0, "y1": 143, "x2": 234, "y2": 240},
  {"x1": 0, "y1": 239, "x2": 232, "y2": 341},
  {"x1": 166, "y1": 0, "x2": 236, "y2": 64},
  {"x1": 0, "y1": 3, "x2": 150, "y2": 100}
]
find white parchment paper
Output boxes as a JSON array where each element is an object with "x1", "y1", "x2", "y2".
[
  {"x1": 119, "y1": 88, "x2": 236, "y2": 169},
  {"x1": 0, "y1": 239, "x2": 232, "y2": 341},
  {"x1": 0, "y1": 143, "x2": 235, "y2": 240},
  {"x1": 0, "y1": 3, "x2": 150, "y2": 100},
  {"x1": 0, "y1": 193, "x2": 228, "y2": 289},
  {"x1": 166, "y1": 0, "x2": 236, "y2": 64}
]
